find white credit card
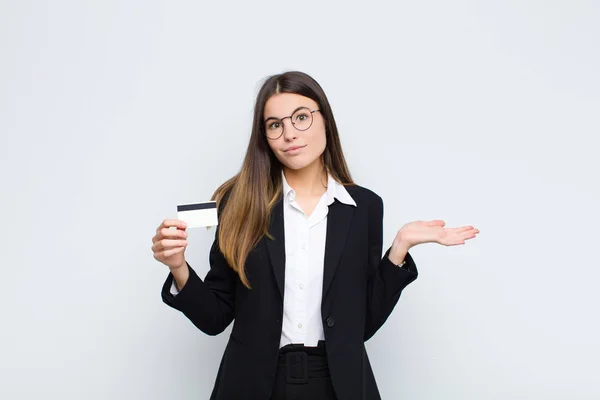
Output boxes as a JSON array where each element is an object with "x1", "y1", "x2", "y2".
[{"x1": 177, "y1": 201, "x2": 218, "y2": 228}]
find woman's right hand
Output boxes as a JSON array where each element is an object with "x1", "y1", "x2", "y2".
[{"x1": 152, "y1": 219, "x2": 189, "y2": 270}]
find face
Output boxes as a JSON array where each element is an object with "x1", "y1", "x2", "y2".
[{"x1": 263, "y1": 93, "x2": 326, "y2": 172}]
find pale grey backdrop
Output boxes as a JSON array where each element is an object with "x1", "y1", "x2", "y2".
[{"x1": 1, "y1": 0, "x2": 599, "y2": 399}]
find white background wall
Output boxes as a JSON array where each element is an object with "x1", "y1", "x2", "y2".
[{"x1": 1, "y1": 1, "x2": 599, "y2": 399}]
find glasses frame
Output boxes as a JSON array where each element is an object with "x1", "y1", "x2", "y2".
[{"x1": 263, "y1": 107, "x2": 321, "y2": 140}]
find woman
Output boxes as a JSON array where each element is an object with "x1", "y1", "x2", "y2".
[{"x1": 151, "y1": 71, "x2": 479, "y2": 399}]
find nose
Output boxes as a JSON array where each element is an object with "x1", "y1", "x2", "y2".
[{"x1": 281, "y1": 117, "x2": 297, "y2": 141}]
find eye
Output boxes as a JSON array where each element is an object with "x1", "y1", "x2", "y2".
[
  {"x1": 295, "y1": 113, "x2": 308, "y2": 121},
  {"x1": 266, "y1": 121, "x2": 280, "y2": 130}
]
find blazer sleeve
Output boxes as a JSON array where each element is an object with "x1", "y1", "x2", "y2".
[
  {"x1": 364, "y1": 194, "x2": 418, "y2": 341},
  {"x1": 161, "y1": 196, "x2": 237, "y2": 336}
]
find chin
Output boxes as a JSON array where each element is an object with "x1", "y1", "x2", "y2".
[
  {"x1": 284, "y1": 158, "x2": 320, "y2": 171},
  {"x1": 282, "y1": 162, "x2": 305, "y2": 171}
]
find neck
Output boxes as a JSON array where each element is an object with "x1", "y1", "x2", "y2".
[{"x1": 283, "y1": 159, "x2": 328, "y2": 197}]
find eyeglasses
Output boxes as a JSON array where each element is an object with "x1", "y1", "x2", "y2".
[{"x1": 263, "y1": 107, "x2": 321, "y2": 140}]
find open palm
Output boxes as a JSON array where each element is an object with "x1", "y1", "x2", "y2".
[{"x1": 396, "y1": 220, "x2": 480, "y2": 249}]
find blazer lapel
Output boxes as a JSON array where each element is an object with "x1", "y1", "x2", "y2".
[
  {"x1": 322, "y1": 199, "x2": 355, "y2": 298},
  {"x1": 265, "y1": 197, "x2": 285, "y2": 299}
]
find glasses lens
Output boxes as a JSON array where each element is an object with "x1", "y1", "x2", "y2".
[
  {"x1": 292, "y1": 108, "x2": 313, "y2": 131},
  {"x1": 265, "y1": 119, "x2": 283, "y2": 139}
]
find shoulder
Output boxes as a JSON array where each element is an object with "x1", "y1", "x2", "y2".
[{"x1": 344, "y1": 183, "x2": 383, "y2": 209}]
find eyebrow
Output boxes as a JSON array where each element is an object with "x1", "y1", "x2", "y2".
[{"x1": 264, "y1": 106, "x2": 309, "y2": 122}]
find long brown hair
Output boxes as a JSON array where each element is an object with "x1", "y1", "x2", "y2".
[{"x1": 211, "y1": 71, "x2": 354, "y2": 289}]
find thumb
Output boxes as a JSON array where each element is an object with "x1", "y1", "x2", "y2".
[{"x1": 427, "y1": 220, "x2": 446, "y2": 227}]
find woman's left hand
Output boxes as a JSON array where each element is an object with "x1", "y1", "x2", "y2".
[{"x1": 388, "y1": 220, "x2": 480, "y2": 265}]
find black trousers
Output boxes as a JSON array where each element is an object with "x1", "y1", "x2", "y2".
[{"x1": 270, "y1": 341, "x2": 337, "y2": 400}]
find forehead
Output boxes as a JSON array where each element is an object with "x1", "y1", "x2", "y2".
[{"x1": 264, "y1": 93, "x2": 319, "y2": 119}]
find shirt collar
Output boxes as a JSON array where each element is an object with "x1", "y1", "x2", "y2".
[{"x1": 281, "y1": 170, "x2": 357, "y2": 207}]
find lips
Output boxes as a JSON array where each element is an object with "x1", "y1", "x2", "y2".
[{"x1": 284, "y1": 145, "x2": 306, "y2": 152}]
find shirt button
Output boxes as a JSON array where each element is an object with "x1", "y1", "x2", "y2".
[
  {"x1": 301, "y1": 243, "x2": 307, "y2": 250},
  {"x1": 298, "y1": 323, "x2": 303, "y2": 329},
  {"x1": 299, "y1": 284, "x2": 304, "y2": 290}
]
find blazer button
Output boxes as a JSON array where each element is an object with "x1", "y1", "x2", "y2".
[{"x1": 326, "y1": 317, "x2": 335, "y2": 328}]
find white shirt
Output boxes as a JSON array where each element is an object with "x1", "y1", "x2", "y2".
[
  {"x1": 170, "y1": 171, "x2": 357, "y2": 349},
  {"x1": 279, "y1": 171, "x2": 356, "y2": 348}
]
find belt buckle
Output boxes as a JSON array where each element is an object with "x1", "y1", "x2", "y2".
[{"x1": 285, "y1": 351, "x2": 308, "y2": 384}]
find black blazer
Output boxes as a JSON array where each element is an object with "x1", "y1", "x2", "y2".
[{"x1": 162, "y1": 184, "x2": 418, "y2": 399}]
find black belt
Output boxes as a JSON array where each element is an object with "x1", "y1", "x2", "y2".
[{"x1": 277, "y1": 341, "x2": 330, "y2": 384}]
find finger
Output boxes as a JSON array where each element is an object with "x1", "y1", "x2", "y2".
[
  {"x1": 162, "y1": 246, "x2": 186, "y2": 258},
  {"x1": 153, "y1": 239, "x2": 188, "y2": 252},
  {"x1": 152, "y1": 228, "x2": 186, "y2": 245},
  {"x1": 156, "y1": 219, "x2": 188, "y2": 232},
  {"x1": 458, "y1": 227, "x2": 480, "y2": 237},
  {"x1": 446, "y1": 226, "x2": 475, "y2": 234},
  {"x1": 442, "y1": 238, "x2": 466, "y2": 246},
  {"x1": 460, "y1": 226, "x2": 479, "y2": 233},
  {"x1": 153, "y1": 227, "x2": 187, "y2": 247},
  {"x1": 464, "y1": 230, "x2": 479, "y2": 240},
  {"x1": 440, "y1": 230, "x2": 476, "y2": 246},
  {"x1": 452, "y1": 229, "x2": 478, "y2": 242},
  {"x1": 158, "y1": 227, "x2": 188, "y2": 239}
]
